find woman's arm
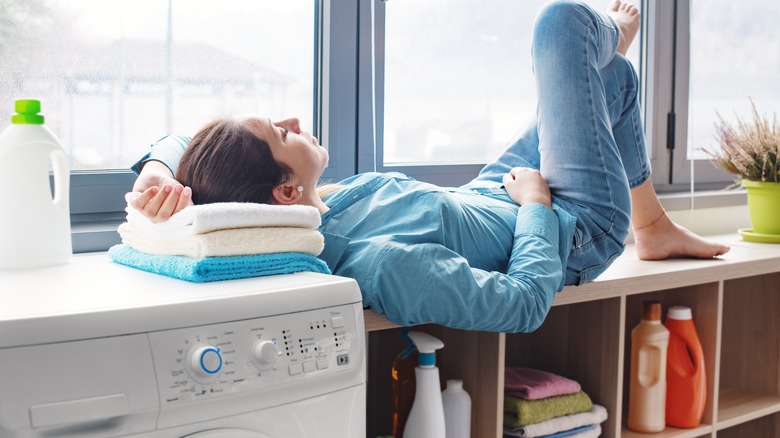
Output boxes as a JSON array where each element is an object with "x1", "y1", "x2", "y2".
[
  {"x1": 129, "y1": 135, "x2": 193, "y2": 222},
  {"x1": 130, "y1": 161, "x2": 193, "y2": 222},
  {"x1": 365, "y1": 203, "x2": 564, "y2": 333}
]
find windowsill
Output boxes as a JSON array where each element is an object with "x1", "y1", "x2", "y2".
[
  {"x1": 655, "y1": 189, "x2": 750, "y2": 238},
  {"x1": 658, "y1": 188, "x2": 746, "y2": 211},
  {"x1": 72, "y1": 221, "x2": 122, "y2": 254}
]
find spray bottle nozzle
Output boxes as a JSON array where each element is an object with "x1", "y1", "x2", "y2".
[{"x1": 407, "y1": 331, "x2": 444, "y2": 368}]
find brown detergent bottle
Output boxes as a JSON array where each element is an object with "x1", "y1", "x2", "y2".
[
  {"x1": 628, "y1": 301, "x2": 670, "y2": 433},
  {"x1": 392, "y1": 331, "x2": 418, "y2": 438}
]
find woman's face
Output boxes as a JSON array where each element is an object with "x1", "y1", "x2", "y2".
[{"x1": 242, "y1": 115, "x2": 329, "y2": 184}]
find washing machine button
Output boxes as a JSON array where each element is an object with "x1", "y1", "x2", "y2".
[
  {"x1": 316, "y1": 358, "x2": 329, "y2": 370},
  {"x1": 331, "y1": 316, "x2": 345, "y2": 328},
  {"x1": 252, "y1": 340, "x2": 278, "y2": 371},
  {"x1": 189, "y1": 346, "x2": 223, "y2": 383},
  {"x1": 303, "y1": 361, "x2": 316, "y2": 373},
  {"x1": 288, "y1": 363, "x2": 303, "y2": 376}
]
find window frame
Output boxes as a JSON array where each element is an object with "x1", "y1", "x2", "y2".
[
  {"x1": 646, "y1": 0, "x2": 734, "y2": 192},
  {"x1": 69, "y1": 0, "x2": 335, "y2": 253},
  {"x1": 357, "y1": 0, "x2": 513, "y2": 186},
  {"x1": 318, "y1": 0, "x2": 359, "y2": 184}
]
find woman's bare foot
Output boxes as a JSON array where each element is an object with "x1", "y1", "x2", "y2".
[
  {"x1": 607, "y1": 1, "x2": 641, "y2": 55},
  {"x1": 633, "y1": 213, "x2": 731, "y2": 260}
]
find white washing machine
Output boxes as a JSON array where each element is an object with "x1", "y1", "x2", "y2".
[{"x1": 0, "y1": 253, "x2": 365, "y2": 438}]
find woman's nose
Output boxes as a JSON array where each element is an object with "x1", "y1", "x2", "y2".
[{"x1": 278, "y1": 118, "x2": 301, "y2": 134}]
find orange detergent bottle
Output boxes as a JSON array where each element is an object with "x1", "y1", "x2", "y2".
[{"x1": 665, "y1": 305, "x2": 707, "y2": 428}]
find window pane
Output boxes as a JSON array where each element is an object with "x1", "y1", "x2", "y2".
[
  {"x1": 687, "y1": 0, "x2": 780, "y2": 160},
  {"x1": 383, "y1": 0, "x2": 640, "y2": 166},
  {"x1": 0, "y1": 0, "x2": 315, "y2": 170}
]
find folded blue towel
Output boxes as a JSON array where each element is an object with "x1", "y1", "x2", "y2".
[
  {"x1": 538, "y1": 424, "x2": 597, "y2": 438},
  {"x1": 505, "y1": 424, "x2": 597, "y2": 438},
  {"x1": 108, "y1": 244, "x2": 331, "y2": 283}
]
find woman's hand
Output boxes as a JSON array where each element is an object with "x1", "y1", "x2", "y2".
[
  {"x1": 502, "y1": 167, "x2": 552, "y2": 209},
  {"x1": 130, "y1": 161, "x2": 193, "y2": 222}
]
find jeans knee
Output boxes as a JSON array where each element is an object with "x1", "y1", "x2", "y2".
[
  {"x1": 533, "y1": 0, "x2": 594, "y2": 54},
  {"x1": 605, "y1": 54, "x2": 640, "y2": 112},
  {"x1": 534, "y1": 0, "x2": 590, "y2": 33},
  {"x1": 611, "y1": 54, "x2": 639, "y2": 90}
]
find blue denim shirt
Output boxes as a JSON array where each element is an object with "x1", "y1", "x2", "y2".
[{"x1": 133, "y1": 135, "x2": 577, "y2": 333}]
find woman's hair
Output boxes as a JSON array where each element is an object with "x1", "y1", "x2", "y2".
[{"x1": 176, "y1": 117, "x2": 292, "y2": 205}]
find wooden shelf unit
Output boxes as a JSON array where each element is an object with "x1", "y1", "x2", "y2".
[{"x1": 364, "y1": 235, "x2": 780, "y2": 438}]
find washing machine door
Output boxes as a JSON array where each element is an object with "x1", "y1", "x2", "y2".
[{"x1": 182, "y1": 429, "x2": 271, "y2": 438}]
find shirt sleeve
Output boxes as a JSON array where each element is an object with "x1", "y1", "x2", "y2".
[
  {"x1": 366, "y1": 203, "x2": 562, "y2": 333},
  {"x1": 130, "y1": 135, "x2": 192, "y2": 176}
]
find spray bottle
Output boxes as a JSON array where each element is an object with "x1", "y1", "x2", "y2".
[{"x1": 403, "y1": 331, "x2": 446, "y2": 438}]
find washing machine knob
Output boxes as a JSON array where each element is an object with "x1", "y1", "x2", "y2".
[
  {"x1": 252, "y1": 340, "x2": 278, "y2": 370},
  {"x1": 189, "y1": 346, "x2": 223, "y2": 380}
]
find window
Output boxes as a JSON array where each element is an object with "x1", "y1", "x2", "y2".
[
  {"x1": 0, "y1": 0, "x2": 318, "y2": 251},
  {"x1": 0, "y1": 0, "x2": 315, "y2": 171},
  {"x1": 0, "y1": 0, "x2": 753, "y2": 253},
  {"x1": 647, "y1": 0, "x2": 778, "y2": 192},
  {"x1": 373, "y1": 0, "x2": 641, "y2": 184},
  {"x1": 687, "y1": 0, "x2": 780, "y2": 162}
]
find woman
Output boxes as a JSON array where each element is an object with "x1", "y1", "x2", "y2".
[{"x1": 130, "y1": 0, "x2": 729, "y2": 333}]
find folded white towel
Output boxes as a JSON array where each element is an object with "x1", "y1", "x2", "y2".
[
  {"x1": 503, "y1": 405, "x2": 608, "y2": 438},
  {"x1": 124, "y1": 193, "x2": 321, "y2": 237},
  {"x1": 118, "y1": 222, "x2": 324, "y2": 258}
]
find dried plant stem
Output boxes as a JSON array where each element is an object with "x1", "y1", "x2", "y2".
[{"x1": 706, "y1": 99, "x2": 780, "y2": 184}]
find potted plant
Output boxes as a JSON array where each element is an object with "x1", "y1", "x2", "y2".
[{"x1": 706, "y1": 100, "x2": 780, "y2": 242}]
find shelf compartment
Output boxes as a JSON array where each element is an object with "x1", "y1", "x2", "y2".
[
  {"x1": 365, "y1": 325, "x2": 501, "y2": 438},
  {"x1": 622, "y1": 283, "x2": 720, "y2": 431},
  {"x1": 425, "y1": 325, "x2": 503, "y2": 438},
  {"x1": 717, "y1": 387, "x2": 780, "y2": 431},
  {"x1": 721, "y1": 273, "x2": 780, "y2": 399},
  {"x1": 621, "y1": 424, "x2": 712, "y2": 438},
  {"x1": 505, "y1": 297, "x2": 622, "y2": 437},
  {"x1": 716, "y1": 410, "x2": 780, "y2": 438}
]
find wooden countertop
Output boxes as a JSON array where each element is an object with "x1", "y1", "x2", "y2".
[{"x1": 364, "y1": 234, "x2": 780, "y2": 331}]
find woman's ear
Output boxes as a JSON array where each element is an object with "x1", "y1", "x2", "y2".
[{"x1": 271, "y1": 184, "x2": 303, "y2": 205}]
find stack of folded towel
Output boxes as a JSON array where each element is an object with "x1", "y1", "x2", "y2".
[
  {"x1": 503, "y1": 367, "x2": 608, "y2": 438},
  {"x1": 108, "y1": 195, "x2": 331, "y2": 282}
]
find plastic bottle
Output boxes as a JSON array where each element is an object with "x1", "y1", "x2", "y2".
[
  {"x1": 442, "y1": 379, "x2": 471, "y2": 438},
  {"x1": 392, "y1": 331, "x2": 418, "y2": 438},
  {"x1": 0, "y1": 99, "x2": 71, "y2": 269},
  {"x1": 403, "y1": 331, "x2": 446, "y2": 438},
  {"x1": 627, "y1": 301, "x2": 670, "y2": 433},
  {"x1": 665, "y1": 305, "x2": 707, "y2": 428}
]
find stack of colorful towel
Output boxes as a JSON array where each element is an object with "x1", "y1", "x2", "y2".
[
  {"x1": 108, "y1": 195, "x2": 331, "y2": 282},
  {"x1": 503, "y1": 367, "x2": 608, "y2": 438}
]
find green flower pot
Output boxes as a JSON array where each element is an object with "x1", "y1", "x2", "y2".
[{"x1": 742, "y1": 180, "x2": 780, "y2": 235}]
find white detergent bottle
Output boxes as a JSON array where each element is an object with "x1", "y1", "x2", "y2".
[
  {"x1": 0, "y1": 99, "x2": 71, "y2": 269},
  {"x1": 403, "y1": 331, "x2": 446, "y2": 438},
  {"x1": 442, "y1": 379, "x2": 471, "y2": 438}
]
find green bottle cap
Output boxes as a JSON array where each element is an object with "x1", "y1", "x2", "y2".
[{"x1": 11, "y1": 99, "x2": 45, "y2": 124}]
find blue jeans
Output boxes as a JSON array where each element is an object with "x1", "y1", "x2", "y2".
[{"x1": 465, "y1": 0, "x2": 650, "y2": 285}]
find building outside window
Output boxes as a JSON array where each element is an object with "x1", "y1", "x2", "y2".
[{"x1": 0, "y1": 0, "x2": 315, "y2": 171}]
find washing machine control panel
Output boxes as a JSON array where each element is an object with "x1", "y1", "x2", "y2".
[{"x1": 147, "y1": 303, "x2": 359, "y2": 405}]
